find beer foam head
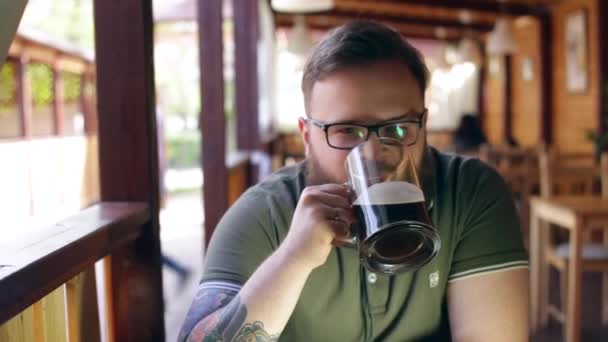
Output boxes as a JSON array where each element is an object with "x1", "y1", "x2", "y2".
[{"x1": 353, "y1": 181, "x2": 425, "y2": 205}]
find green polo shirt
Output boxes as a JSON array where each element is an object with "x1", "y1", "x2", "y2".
[{"x1": 202, "y1": 147, "x2": 528, "y2": 341}]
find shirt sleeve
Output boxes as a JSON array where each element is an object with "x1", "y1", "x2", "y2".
[
  {"x1": 448, "y1": 159, "x2": 529, "y2": 282},
  {"x1": 201, "y1": 190, "x2": 278, "y2": 285}
]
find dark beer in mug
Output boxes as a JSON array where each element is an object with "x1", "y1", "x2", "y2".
[{"x1": 352, "y1": 181, "x2": 440, "y2": 274}]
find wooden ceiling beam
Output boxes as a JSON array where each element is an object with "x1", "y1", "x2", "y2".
[
  {"x1": 359, "y1": 0, "x2": 549, "y2": 16},
  {"x1": 275, "y1": 14, "x2": 464, "y2": 41},
  {"x1": 322, "y1": 9, "x2": 494, "y2": 32}
]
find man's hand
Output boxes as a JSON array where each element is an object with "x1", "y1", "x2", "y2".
[{"x1": 280, "y1": 183, "x2": 356, "y2": 270}]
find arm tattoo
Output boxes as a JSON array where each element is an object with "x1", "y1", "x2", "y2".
[
  {"x1": 178, "y1": 285, "x2": 239, "y2": 342},
  {"x1": 234, "y1": 321, "x2": 280, "y2": 342},
  {"x1": 179, "y1": 282, "x2": 279, "y2": 342},
  {"x1": 185, "y1": 294, "x2": 280, "y2": 342}
]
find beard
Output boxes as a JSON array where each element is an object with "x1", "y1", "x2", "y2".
[{"x1": 304, "y1": 144, "x2": 341, "y2": 186}]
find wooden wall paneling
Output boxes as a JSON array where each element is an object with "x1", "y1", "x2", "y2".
[
  {"x1": 93, "y1": 0, "x2": 165, "y2": 339},
  {"x1": 234, "y1": 0, "x2": 260, "y2": 151},
  {"x1": 511, "y1": 16, "x2": 542, "y2": 147},
  {"x1": 598, "y1": 0, "x2": 608, "y2": 137},
  {"x1": 551, "y1": 0, "x2": 599, "y2": 153},
  {"x1": 484, "y1": 55, "x2": 505, "y2": 144},
  {"x1": 198, "y1": 0, "x2": 228, "y2": 247}
]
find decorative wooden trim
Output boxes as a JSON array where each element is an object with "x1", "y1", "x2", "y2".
[
  {"x1": 540, "y1": 13, "x2": 553, "y2": 145},
  {"x1": 93, "y1": 0, "x2": 165, "y2": 339},
  {"x1": 504, "y1": 54, "x2": 513, "y2": 143},
  {"x1": 234, "y1": 0, "x2": 260, "y2": 150},
  {"x1": 199, "y1": 0, "x2": 228, "y2": 247}
]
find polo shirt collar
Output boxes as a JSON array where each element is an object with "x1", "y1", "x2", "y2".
[{"x1": 420, "y1": 146, "x2": 438, "y2": 212}]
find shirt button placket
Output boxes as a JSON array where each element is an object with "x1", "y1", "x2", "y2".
[{"x1": 367, "y1": 272, "x2": 377, "y2": 284}]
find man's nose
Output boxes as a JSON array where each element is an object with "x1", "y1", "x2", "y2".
[{"x1": 361, "y1": 133, "x2": 384, "y2": 160}]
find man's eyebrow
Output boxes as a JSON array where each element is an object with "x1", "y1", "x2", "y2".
[{"x1": 329, "y1": 111, "x2": 423, "y2": 125}]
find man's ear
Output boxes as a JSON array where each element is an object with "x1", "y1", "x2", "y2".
[
  {"x1": 298, "y1": 117, "x2": 311, "y2": 156},
  {"x1": 422, "y1": 108, "x2": 428, "y2": 128}
]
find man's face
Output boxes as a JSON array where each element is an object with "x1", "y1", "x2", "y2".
[{"x1": 298, "y1": 60, "x2": 427, "y2": 185}]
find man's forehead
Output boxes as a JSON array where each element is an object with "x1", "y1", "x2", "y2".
[
  {"x1": 307, "y1": 62, "x2": 424, "y2": 120},
  {"x1": 323, "y1": 111, "x2": 424, "y2": 125}
]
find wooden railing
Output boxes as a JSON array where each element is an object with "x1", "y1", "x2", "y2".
[{"x1": 0, "y1": 202, "x2": 150, "y2": 340}]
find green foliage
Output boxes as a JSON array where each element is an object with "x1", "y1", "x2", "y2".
[
  {"x1": 28, "y1": 63, "x2": 53, "y2": 108},
  {"x1": 166, "y1": 132, "x2": 201, "y2": 169},
  {"x1": 0, "y1": 62, "x2": 16, "y2": 115},
  {"x1": 63, "y1": 71, "x2": 81, "y2": 102}
]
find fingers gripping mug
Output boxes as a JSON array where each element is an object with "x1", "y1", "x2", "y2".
[{"x1": 339, "y1": 139, "x2": 441, "y2": 274}]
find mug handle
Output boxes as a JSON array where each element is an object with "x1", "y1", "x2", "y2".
[
  {"x1": 333, "y1": 181, "x2": 358, "y2": 248},
  {"x1": 334, "y1": 223, "x2": 358, "y2": 249}
]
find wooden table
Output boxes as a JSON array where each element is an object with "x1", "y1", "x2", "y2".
[{"x1": 529, "y1": 196, "x2": 608, "y2": 342}]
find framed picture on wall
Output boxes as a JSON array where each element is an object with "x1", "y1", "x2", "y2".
[{"x1": 565, "y1": 8, "x2": 588, "y2": 93}]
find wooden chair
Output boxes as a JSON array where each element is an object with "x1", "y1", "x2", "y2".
[
  {"x1": 479, "y1": 144, "x2": 540, "y2": 243},
  {"x1": 272, "y1": 132, "x2": 305, "y2": 169},
  {"x1": 539, "y1": 150, "x2": 608, "y2": 327}
]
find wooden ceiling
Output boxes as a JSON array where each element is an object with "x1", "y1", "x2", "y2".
[{"x1": 274, "y1": 0, "x2": 563, "y2": 41}]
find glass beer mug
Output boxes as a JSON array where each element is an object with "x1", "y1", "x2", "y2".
[{"x1": 340, "y1": 139, "x2": 441, "y2": 274}]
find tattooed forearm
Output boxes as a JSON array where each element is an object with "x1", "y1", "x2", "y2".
[
  {"x1": 187, "y1": 296, "x2": 279, "y2": 342},
  {"x1": 234, "y1": 321, "x2": 279, "y2": 342},
  {"x1": 178, "y1": 285, "x2": 239, "y2": 342}
]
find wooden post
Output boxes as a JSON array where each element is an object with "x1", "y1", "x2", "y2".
[
  {"x1": 598, "y1": 0, "x2": 608, "y2": 138},
  {"x1": 53, "y1": 64, "x2": 65, "y2": 136},
  {"x1": 16, "y1": 54, "x2": 32, "y2": 138},
  {"x1": 93, "y1": 0, "x2": 165, "y2": 340},
  {"x1": 199, "y1": 0, "x2": 228, "y2": 248},
  {"x1": 81, "y1": 73, "x2": 92, "y2": 135},
  {"x1": 503, "y1": 54, "x2": 513, "y2": 144},
  {"x1": 539, "y1": 13, "x2": 553, "y2": 145},
  {"x1": 233, "y1": 0, "x2": 259, "y2": 151}
]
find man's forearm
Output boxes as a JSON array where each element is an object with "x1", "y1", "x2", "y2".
[{"x1": 187, "y1": 246, "x2": 313, "y2": 341}]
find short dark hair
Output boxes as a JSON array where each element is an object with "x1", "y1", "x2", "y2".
[{"x1": 302, "y1": 21, "x2": 430, "y2": 112}]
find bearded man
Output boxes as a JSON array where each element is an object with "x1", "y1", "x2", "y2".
[{"x1": 179, "y1": 21, "x2": 529, "y2": 342}]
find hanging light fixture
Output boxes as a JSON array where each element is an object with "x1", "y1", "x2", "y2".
[
  {"x1": 287, "y1": 15, "x2": 314, "y2": 57},
  {"x1": 486, "y1": 18, "x2": 518, "y2": 55},
  {"x1": 456, "y1": 10, "x2": 482, "y2": 64},
  {"x1": 458, "y1": 36, "x2": 482, "y2": 65},
  {"x1": 271, "y1": 0, "x2": 334, "y2": 13},
  {"x1": 486, "y1": 0, "x2": 518, "y2": 55}
]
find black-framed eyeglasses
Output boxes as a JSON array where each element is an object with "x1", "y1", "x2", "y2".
[{"x1": 306, "y1": 109, "x2": 426, "y2": 150}]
